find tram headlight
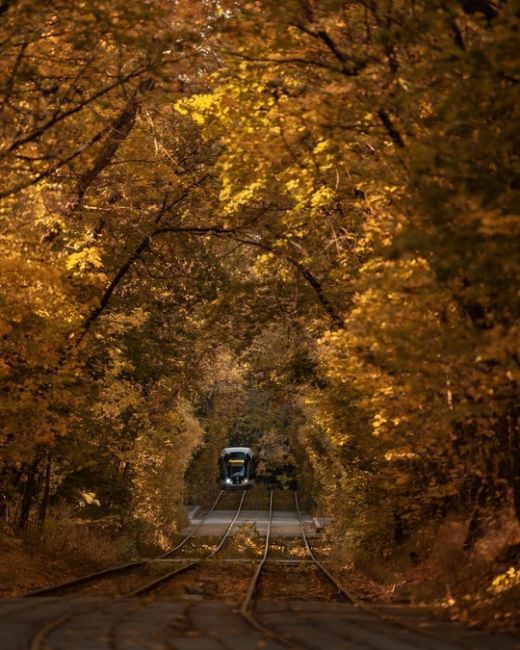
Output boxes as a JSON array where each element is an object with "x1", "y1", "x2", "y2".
[
  {"x1": 225, "y1": 478, "x2": 232, "y2": 484},
  {"x1": 242, "y1": 478, "x2": 248, "y2": 484}
]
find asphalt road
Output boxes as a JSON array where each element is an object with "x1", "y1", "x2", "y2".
[
  {"x1": 1, "y1": 597, "x2": 518, "y2": 650},
  {"x1": 183, "y1": 508, "x2": 321, "y2": 537}
]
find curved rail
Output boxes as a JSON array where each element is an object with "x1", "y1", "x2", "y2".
[
  {"x1": 127, "y1": 489, "x2": 247, "y2": 596},
  {"x1": 28, "y1": 490, "x2": 247, "y2": 650},
  {"x1": 293, "y1": 492, "x2": 473, "y2": 649},
  {"x1": 238, "y1": 490, "x2": 344, "y2": 650},
  {"x1": 294, "y1": 491, "x2": 354, "y2": 602},
  {"x1": 240, "y1": 491, "x2": 445, "y2": 650},
  {"x1": 240, "y1": 491, "x2": 405, "y2": 650},
  {"x1": 25, "y1": 490, "x2": 225, "y2": 598},
  {"x1": 159, "y1": 491, "x2": 225, "y2": 558},
  {"x1": 239, "y1": 489, "x2": 273, "y2": 616}
]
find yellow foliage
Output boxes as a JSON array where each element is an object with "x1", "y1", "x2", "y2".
[
  {"x1": 66, "y1": 247, "x2": 103, "y2": 272},
  {"x1": 488, "y1": 568, "x2": 520, "y2": 596}
]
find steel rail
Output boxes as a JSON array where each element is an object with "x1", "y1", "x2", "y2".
[
  {"x1": 126, "y1": 488, "x2": 247, "y2": 597},
  {"x1": 239, "y1": 491, "x2": 441, "y2": 650},
  {"x1": 237, "y1": 490, "x2": 314, "y2": 650},
  {"x1": 27, "y1": 490, "x2": 246, "y2": 650},
  {"x1": 239, "y1": 489, "x2": 274, "y2": 615},
  {"x1": 293, "y1": 492, "x2": 473, "y2": 650},
  {"x1": 159, "y1": 490, "x2": 225, "y2": 558},
  {"x1": 293, "y1": 491, "x2": 354, "y2": 602},
  {"x1": 241, "y1": 491, "x2": 431, "y2": 650},
  {"x1": 24, "y1": 490, "x2": 225, "y2": 598}
]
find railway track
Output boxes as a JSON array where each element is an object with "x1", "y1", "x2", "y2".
[
  {"x1": 234, "y1": 490, "x2": 350, "y2": 649},
  {"x1": 26, "y1": 490, "x2": 248, "y2": 650},
  {"x1": 236, "y1": 491, "x2": 478, "y2": 650},
  {"x1": 24, "y1": 489, "x2": 228, "y2": 598},
  {"x1": 21, "y1": 489, "x2": 500, "y2": 650},
  {"x1": 127, "y1": 489, "x2": 247, "y2": 597}
]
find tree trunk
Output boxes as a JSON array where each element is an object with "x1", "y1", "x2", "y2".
[
  {"x1": 37, "y1": 451, "x2": 52, "y2": 528},
  {"x1": 73, "y1": 77, "x2": 154, "y2": 209},
  {"x1": 513, "y1": 476, "x2": 520, "y2": 524},
  {"x1": 18, "y1": 453, "x2": 41, "y2": 529},
  {"x1": 463, "y1": 480, "x2": 488, "y2": 551}
]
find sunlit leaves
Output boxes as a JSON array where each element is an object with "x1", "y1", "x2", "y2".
[{"x1": 0, "y1": 0, "x2": 518, "y2": 579}]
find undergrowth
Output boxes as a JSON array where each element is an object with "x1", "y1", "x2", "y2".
[
  {"x1": 333, "y1": 506, "x2": 520, "y2": 633},
  {"x1": 0, "y1": 516, "x2": 151, "y2": 597}
]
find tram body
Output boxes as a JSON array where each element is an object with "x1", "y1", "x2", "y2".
[{"x1": 220, "y1": 447, "x2": 256, "y2": 489}]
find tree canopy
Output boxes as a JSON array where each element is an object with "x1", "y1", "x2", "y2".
[{"x1": 0, "y1": 0, "x2": 518, "y2": 562}]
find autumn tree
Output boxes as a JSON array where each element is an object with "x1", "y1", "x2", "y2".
[
  {"x1": 175, "y1": 0, "x2": 519, "y2": 555},
  {"x1": 1, "y1": 0, "x2": 518, "y2": 574}
]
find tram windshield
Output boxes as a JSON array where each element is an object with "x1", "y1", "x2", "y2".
[{"x1": 225, "y1": 452, "x2": 248, "y2": 477}]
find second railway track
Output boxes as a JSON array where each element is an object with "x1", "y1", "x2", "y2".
[
  {"x1": 25, "y1": 489, "x2": 247, "y2": 602},
  {"x1": 235, "y1": 489, "x2": 350, "y2": 649},
  {"x1": 238, "y1": 491, "x2": 483, "y2": 650},
  {"x1": 24, "y1": 488, "x2": 232, "y2": 599}
]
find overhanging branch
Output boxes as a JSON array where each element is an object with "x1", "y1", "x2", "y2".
[{"x1": 220, "y1": 233, "x2": 345, "y2": 329}]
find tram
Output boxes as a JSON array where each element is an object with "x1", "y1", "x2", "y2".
[{"x1": 220, "y1": 447, "x2": 256, "y2": 489}]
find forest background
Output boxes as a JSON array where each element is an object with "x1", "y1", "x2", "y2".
[{"x1": 0, "y1": 0, "x2": 518, "y2": 629}]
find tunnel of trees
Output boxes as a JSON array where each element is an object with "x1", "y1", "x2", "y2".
[{"x1": 0, "y1": 0, "x2": 518, "y2": 595}]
